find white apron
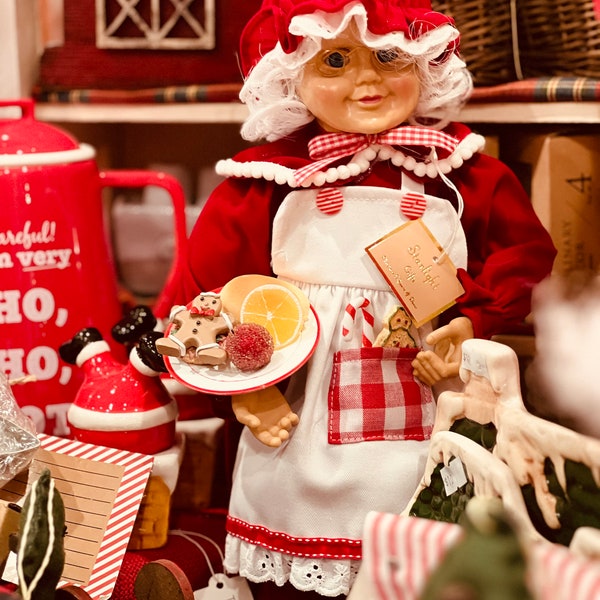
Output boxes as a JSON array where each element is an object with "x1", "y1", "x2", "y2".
[{"x1": 224, "y1": 182, "x2": 467, "y2": 596}]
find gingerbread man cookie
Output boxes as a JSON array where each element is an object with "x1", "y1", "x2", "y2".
[
  {"x1": 374, "y1": 305, "x2": 417, "y2": 349},
  {"x1": 156, "y1": 293, "x2": 232, "y2": 365}
]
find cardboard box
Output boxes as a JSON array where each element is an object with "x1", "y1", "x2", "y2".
[
  {"x1": 172, "y1": 418, "x2": 224, "y2": 511},
  {"x1": 482, "y1": 134, "x2": 499, "y2": 159},
  {"x1": 507, "y1": 132, "x2": 600, "y2": 276}
]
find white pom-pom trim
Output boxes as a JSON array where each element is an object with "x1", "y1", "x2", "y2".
[{"x1": 215, "y1": 133, "x2": 485, "y2": 189}]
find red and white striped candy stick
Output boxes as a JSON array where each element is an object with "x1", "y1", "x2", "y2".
[{"x1": 342, "y1": 296, "x2": 375, "y2": 347}]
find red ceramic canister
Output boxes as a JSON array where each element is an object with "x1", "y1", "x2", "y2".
[{"x1": 0, "y1": 99, "x2": 187, "y2": 436}]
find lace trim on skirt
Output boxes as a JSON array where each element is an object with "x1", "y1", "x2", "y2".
[{"x1": 224, "y1": 535, "x2": 360, "y2": 597}]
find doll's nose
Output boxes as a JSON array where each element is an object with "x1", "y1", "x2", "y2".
[{"x1": 352, "y1": 50, "x2": 381, "y2": 83}]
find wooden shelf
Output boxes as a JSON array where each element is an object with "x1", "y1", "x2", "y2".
[
  {"x1": 460, "y1": 102, "x2": 600, "y2": 124},
  {"x1": 34, "y1": 100, "x2": 600, "y2": 125},
  {"x1": 34, "y1": 102, "x2": 249, "y2": 124}
]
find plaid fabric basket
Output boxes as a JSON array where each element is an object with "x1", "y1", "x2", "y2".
[
  {"x1": 431, "y1": 0, "x2": 517, "y2": 85},
  {"x1": 518, "y1": 0, "x2": 600, "y2": 78},
  {"x1": 328, "y1": 347, "x2": 435, "y2": 444}
]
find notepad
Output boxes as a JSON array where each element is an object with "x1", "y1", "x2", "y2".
[{"x1": 0, "y1": 434, "x2": 154, "y2": 600}]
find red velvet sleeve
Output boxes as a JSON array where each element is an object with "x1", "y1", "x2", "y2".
[{"x1": 450, "y1": 154, "x2": 557, "y2": 338}]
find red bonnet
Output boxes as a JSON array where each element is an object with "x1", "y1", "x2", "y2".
[{"x1": 239, "y1": 0, "x2": 457, "y2": 76}]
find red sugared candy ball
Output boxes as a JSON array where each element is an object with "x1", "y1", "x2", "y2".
[{"x1": 224, "y1": 323, "x2": 274, "y2": 372}]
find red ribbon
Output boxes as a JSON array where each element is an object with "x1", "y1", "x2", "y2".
[
  {"x1": 294, "y1": 126, "x2": 459, "y2": 185},
  {"x1": 190, "y1": 307, "x2": 216, "y2": 317}
]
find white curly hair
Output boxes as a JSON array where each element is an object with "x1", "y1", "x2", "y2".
[{"x1": 239, "y1": 2, "x2": 473, "y2": 142}]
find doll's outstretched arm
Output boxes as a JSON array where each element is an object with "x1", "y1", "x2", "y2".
[
  {"x1": 232, "y1": 387, "x2": 299, "y2": 448},
  {"x1": 412, "y1": 317, "x2": 474, "y2": 386}
]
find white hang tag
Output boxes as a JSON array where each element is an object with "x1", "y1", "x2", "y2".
[
  {"x1": 440, "y1": 457, "x2": 468, "y2": 496},
  {"x1": 194, "y1": 573, "x2": 254, "y2": 600}
]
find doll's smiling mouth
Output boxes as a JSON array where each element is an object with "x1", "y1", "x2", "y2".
[{"x1": 355, "y1": 95, "x2": 385, "y2": 106}]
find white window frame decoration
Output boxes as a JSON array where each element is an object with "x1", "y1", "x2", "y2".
[{"x1": 96, "y1": 0, "x2": 216, "y2": 50}]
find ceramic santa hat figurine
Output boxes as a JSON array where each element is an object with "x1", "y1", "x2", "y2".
[
  {"x1": 60, "y1": 327, "x2": 178, "y2": 455},
  {"x1": 61, "y1": 325, "x2": 185, "y2": 550}
]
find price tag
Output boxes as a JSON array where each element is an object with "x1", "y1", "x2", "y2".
[
  {"x1": 366, "y1": 219, "x2": 465, "y2": 327},
  {"x1": 194, "y1": 574, "x2": 254, "y2": 600},
  {"x1": 440, "y1": 457, "x2": 468, "y2": 496}
]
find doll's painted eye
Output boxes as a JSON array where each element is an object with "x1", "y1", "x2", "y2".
[
  {"x1": 374, "y1": 49, "x2": 414, "y2": 71},
  {"x1": 375, "y1": 49, "x2": 401, "y2": 64},
  {"x1": 315, "y1": 47, "x2": 413, "y2": 76},
  {"x1": 323, "y1": 50, "x2": 349, "y2": 70},
  {"x1": 315, "y1": 49, "x2": 352, "y2": 76}
]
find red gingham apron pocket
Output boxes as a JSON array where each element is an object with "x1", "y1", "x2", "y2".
[{"x1": 328, "y1": 346, "x2": 434, "y2": 444}]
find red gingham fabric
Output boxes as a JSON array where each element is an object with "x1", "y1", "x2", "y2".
[
  {"x1": 294, "y1": 127, "x2": 459, "y2": 185},
  {"x1": 328, "y1": 347, "x2": 434, "y2": 444}
]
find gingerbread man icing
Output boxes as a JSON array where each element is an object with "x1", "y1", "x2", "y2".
[{"x1": 156, "y1": 293, "x2": 232, "y2": 365}]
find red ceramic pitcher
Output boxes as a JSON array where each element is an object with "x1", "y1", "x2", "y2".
[{"x1": 0, "y1": 98, "x2": 188, "y2": 437}]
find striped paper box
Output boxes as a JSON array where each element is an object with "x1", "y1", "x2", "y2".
[
  {"x1": 353, "y1": 512, "x2": 600, "y2": 600},
  {"x1": 0, "y1": 433, "x2": 154, "y2": 600}
]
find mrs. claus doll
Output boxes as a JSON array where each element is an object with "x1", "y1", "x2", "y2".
[{"x1": 166, "y1": 0, "x2": 556, "y2": 596}]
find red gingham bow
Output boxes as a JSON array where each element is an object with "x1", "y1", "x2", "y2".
[{"x1": 294, "y1": 126, "x2": 459, "y2": 185}]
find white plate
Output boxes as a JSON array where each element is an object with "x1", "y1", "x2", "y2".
[{"x1": 164, "y1": 306, "x2": 320, "y2": 395}]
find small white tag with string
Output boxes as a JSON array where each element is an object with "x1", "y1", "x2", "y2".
[
  {"x1": 440, "y1": 457, "x2": 468, "y2": 496},
  {"x1": 170, "y1": 530, "x2": 254, "y2": 600},
  {"x1": 195, "y1": 572, "x2": 253, "y2": 600}
]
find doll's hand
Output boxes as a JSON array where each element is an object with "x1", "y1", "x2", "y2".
[
  {"x1": 232, "y1": 387, "x2": 299, "y2": 448},
  {"x1": 412, "y1": 317, "x2": 474, "y2": 386}
]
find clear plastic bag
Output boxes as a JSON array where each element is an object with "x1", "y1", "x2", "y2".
[{"x1": 0, "y1": 373, "x2": 40, "y2": 484}]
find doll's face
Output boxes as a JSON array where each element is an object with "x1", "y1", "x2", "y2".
[{"x1": 298, "y1": 29, "x2": 421, "y2": 134}]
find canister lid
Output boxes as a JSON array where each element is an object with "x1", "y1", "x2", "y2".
[{"x1": 0, "y1": 99, "x2": 95, "y2": 166}]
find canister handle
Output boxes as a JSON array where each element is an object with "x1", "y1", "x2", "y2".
[
  {"x1": 0, "y1": 98, "x2": 35, "y2": 119},
  {"x1": 99, "y1": 170, "x2": 189, "y2": 318}
]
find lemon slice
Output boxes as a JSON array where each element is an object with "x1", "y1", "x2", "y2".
[
  {"x1": 240, "y1": 284, "x2": 305, "y2": 349},
  {"x1": 220, "y1": 274, "x2": 310, "y2": 322}
]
